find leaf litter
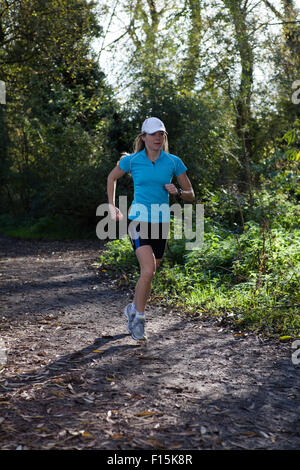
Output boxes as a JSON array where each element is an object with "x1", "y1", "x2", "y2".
[{"x1": 0, "y1": 234, "x2": 299, "y2": 450}]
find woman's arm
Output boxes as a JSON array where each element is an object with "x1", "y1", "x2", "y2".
[
  {"x1": 165, "y1": 172, "x2": 195, "y2": 202},
  {"x1": 107, "y1": 164, "x2": 126, "y2": 220}
]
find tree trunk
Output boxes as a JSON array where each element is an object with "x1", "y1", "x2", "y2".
[
  {"x1": 225, "y1": 0, "x2": 254, "y2": 195},
  {"x1": 178, "y1": 0, "x2": 203, "y2": 91}
]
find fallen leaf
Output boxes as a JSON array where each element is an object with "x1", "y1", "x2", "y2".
[
  {"x1": 110, "y1": 433, "x2": 123, "y2": 440},
  {"x1": 106, "y1": 410, "x2": 115, "y2": 423},
  {"x1": 258, "y1": 430, "x2": 269, "y2": 438},
  {"x1": 52, "y1": 390, "x2": 67, "y2": 397},
  {"x1": 169, "y1": 442, "x2": 184, "y2": 449},
  {"x1": 81, "y1": 431, "x2": 95, "y2": 438},
  {"x1": 280, "y1": 336, "x2": 292, "y2": 342},
  {"x1": 67, "y1": 429, "x2": 80, "y2": 436},
  {"x1": 135, "y1": 410, "x2": 156, "y2": 417},
  {"x1": 131, "y1": 394, "x2": 145, "y2": 400},
  {"x1": 147, "y1": 438, "x2": 166, "y2": 448}
]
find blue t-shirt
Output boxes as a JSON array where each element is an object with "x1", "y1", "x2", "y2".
[{"x1": 119, "y1": 148, "x2": 187, "y2": 222}]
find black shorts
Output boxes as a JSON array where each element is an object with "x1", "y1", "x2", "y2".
[{"x1": 128, "y1": 219, "x2": 170, "y2": 259}]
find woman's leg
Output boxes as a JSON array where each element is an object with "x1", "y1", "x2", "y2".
[{"x1": 133, "y1": 245, "x2": 157, "y2": 313}]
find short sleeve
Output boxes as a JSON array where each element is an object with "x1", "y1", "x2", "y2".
[
  {"x1": 174, "y1": 157, "x2": 187, "y2": 176},
  {"x1": 119, "y1": 154, "x2": 131, "y2": 172}
]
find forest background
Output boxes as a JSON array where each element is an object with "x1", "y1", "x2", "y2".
[{"x1": 0, "y1": 0, "x2": 299, "y2": 337}]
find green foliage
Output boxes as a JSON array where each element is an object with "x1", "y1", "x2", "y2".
[
  {"x1": 98, "y1": 197, "x2": 300, "y2": 338},
  {"x1": 124, "y1": 70, "x2": 238, "y2": 196},
  {"x1": 0, "y1": 214, "x2": 95, "y2": 240},
  {"x1": 0, "y1": 0, "x2": 119, "y2": 228},
  {"x1": 98, "y1": 237, "x2": 139, "y2": 280}
]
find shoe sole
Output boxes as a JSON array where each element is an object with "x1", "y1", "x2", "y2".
[
  {"x1": 131, "y1": 330, "x2": 147, "y2": 341},
  {"x1": 131, "y1": 316, "x2": 146, "y2": 341},
  {"x1": 131, "y1": 334, "x2": 147, "y2": 341},
  {"x1": 124, "y1": 306, "x2": 135, "y2": 333}
]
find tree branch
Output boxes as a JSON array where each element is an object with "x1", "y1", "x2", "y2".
[{"x1": 262, "y1": 0, "x2": 284, "y2": 20}]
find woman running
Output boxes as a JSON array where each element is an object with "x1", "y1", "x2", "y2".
[{"x1": 107, "y1": 117, "x2": 194, "y2": 340}]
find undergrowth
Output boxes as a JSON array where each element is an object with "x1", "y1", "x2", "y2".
[
  {"x1": 97, "y1": 192, "x2": 300, "y2": 338},
  {"x1": 0, "y1": 214, "x2": 95, "y2": 240}
]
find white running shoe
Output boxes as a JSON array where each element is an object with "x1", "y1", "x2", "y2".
[
  {"x1": 124, "y1": 303, "x2": 136, "y2": 333},
  {"x1": 131, "y1": 313, "x2": 146, "y2": 341}
]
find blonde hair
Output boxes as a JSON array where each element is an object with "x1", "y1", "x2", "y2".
[
  {"x1": 117, "y1": 133, "x2": 169, "y2": 169},
  {"x1": 133, "y1": 133, "x2": 169, "y2": 153}
]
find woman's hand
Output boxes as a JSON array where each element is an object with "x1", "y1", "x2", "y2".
[
  {"x1": 109, "y1": 204, "x2": 124, "y2": 221},
  {"x1": 164, "y1": 183, "x2": 179, "y2": 196},
  {"x1": 165, "y1": 173, "x2": 195, "y2": 202}
]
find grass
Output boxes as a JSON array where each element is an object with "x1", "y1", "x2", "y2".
[{"x1": 0, "y1": 214, "x2": 96, "y2": 240}]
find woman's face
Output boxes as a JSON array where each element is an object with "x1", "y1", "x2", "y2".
[{"x1": 142, "y1": 131, "x2": 165, "y2": 152}]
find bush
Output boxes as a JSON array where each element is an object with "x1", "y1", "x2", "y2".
[
  {"x1": 96, "y1": 203, "x2": 300, "y2": 337},
  {"x1": 0, "y1": 213, "x2": 95, "y2": 240}
]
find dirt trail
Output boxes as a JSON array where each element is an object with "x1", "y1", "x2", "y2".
[{"x1": 0, "y1": 234, "x2": 299, "y2": 450}]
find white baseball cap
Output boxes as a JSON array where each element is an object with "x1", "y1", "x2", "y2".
[{"x1": 141, "y1": 117, "x2": 167, "y2": 134}]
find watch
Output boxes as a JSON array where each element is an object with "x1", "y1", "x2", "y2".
[{"x1": 176, "y1": 187, "x2": 183, "y2": 200}]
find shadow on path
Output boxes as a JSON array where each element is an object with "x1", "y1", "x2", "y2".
[{"x1": 0, "y1": 234, "x2": 299, "y2": 450}]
